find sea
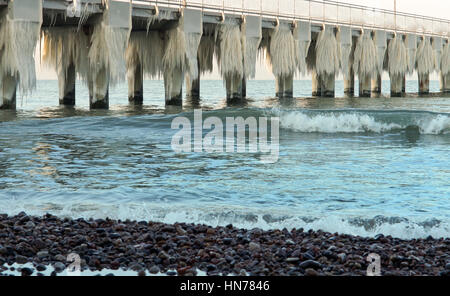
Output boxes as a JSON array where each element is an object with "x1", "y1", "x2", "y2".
[{"x1": 0, "y1": 79, "x2": 449, "y2": 240}]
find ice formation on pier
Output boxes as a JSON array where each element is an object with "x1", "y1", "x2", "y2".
[
  {"x1": 416, "y1": 37, "x2": 435, "y2": 77},
  {"x1": 241, "y1": 21, "x2": 262, "y2": 79},
  {"x1": 441, "y1": 42, "x2": 450, "y2": 76},
  {"x1": 267, "y1": 24, "x2": 296, "y2": 79},
  {"x1": 216, "y1": 22, "x2": 244, "y2": 85},
  {"x1": 42, "y1": 28, "x2": 90, "y2": 82},
  {"x1": 353, "y1": 31, "x2": 377, "y2": 82},
  {"x1": 315, "y1": 26, "x2": 339, "y2": 85},
  {"x1": 198, "y1": 24, "x2": 216, "y2": 75},
  {"x1": 387, "y1": 35, "x2": 408, "y2": 94},
  {"x1": 337, "y1": 28, "x2": 352, "y2": 80},
  {"x1": 89, "y1": 24, "x2": 130, "y2": 86},
  {"x1": 0, "y1": 11, "x2": 41, "y2": 95},
  {"x1": 294, "y1": 23, "x2": 311, "y2": 76},
  {"x1": 405, "y1": 35, "x2": 417, "y2": 75},
  {"x1": 373, "y1": 31, "x2": 387, "y2": 78}
]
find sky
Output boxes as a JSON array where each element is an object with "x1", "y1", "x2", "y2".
[{"x1": 37, "y1": 0, "x2": 450, "y2": 80}]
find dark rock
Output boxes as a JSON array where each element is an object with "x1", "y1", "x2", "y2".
[
  {"x1": 53, "y1": 262, "x2": 66, "y2": 273},
  {"x1": 36, "y1": 264, "x2": 46, "y2": 272},
  {"x1": 149, "y1": 265, "x2": 160, "y2": 274},
  {"x1": 299, "y1": 260, "x2": 322, "y2": 270},
  {"x1": 15, "y1": 255, "x2": 28, "y2": 264},
  {"x1": 21, "y1": 267, "x2": 34, "y2": 276},
  {"x1": 305, "y1": 268, "x2": 318, "y2": 276}
]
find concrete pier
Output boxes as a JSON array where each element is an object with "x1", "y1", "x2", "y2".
[
  {"x1": 441, "y1": 74, "x2": 450, "y2": 93},
  {"x1": 225, "y1": 74, "x2": 244, "y2": 102},
  {"x1": 359, "y1": 76, "x2": 371, "y2": 97},
  {"x1": 321, "y1": 74, "x2": 335, "y2": 97},
  {"x1": 344, "y1": 68, "x2": 355, "y2": 96},
  {"x1": 418, "y1": 74, "x2": 430, "y2": 94},
  {"x1": 391, "y1": 75, "x2": 404, "y2": 97},
  {"x1": 371, "y1": 74, "x2": 382, "y2": 94},
  {"x1": 89, "y1": 68, "x2": 110, "y2": 109},
  {"x1": 276, "y1": 75, "x2": 293, "y2": 99},
  {"x1": 311, "y1": 70, "x2": 322, "y2": 97},
  {"x1": 164, "y1": 68, "x2": 184, "y2": 105},
  {"x1": 58, "y1": 63, "x2": 76, "y2": 106},
  {"x1": 128, "y1": 61, "x2": 144, "y2": 105},
  {"x1": 186, "y1": 61, "x2": 200, "y2": 99},
  {"x1": 0, "y1": 74, "x2": 17, "y2": 110}
]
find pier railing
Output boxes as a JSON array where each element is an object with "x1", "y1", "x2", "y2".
[{"x1": 133, "y1": 0, "x2": 450, "y2": 38}]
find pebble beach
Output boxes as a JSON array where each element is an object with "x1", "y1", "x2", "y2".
[{"x1": 0, "y1": 212, "x2": 449, "y2": 276}]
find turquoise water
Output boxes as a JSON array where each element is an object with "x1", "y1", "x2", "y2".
[{"x1": 0, "y1": 79, "x2": 449, "y2": 239}]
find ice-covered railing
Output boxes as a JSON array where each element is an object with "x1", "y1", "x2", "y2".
[{"x1": 133, "y1": 0, "x2": 450, "y2": 38}]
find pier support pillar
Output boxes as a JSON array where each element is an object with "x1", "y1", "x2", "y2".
[
  {"x1": 276, "y1": 75, "x2": 293, "y2": 99},
  {"x1": 359, "y1": 76, "x2": 371, "y2": 97},
  {"x1": 321, "y1": 74, "x2": 335, "y2": 97},
  {"x1": 344, "y1": 68, "x2": 355, "y2": 96},
  {"x1": 242, "y1": 78, "x2": 247, "y2": 98},
  {"x1": 390, "y1": 74, "x2": 404, "y2": 97},
  {"x1": 440, "y1": 73, "x2": 450, "y2": 93},
  {"x1": 89, "y1": 68, "x2": 110, "y2": 109},
  {"x1": 0, "y1": 74, "x2": 17, "y2": 110},
  {"x1": 371, "y1": 74, "x2": 382, "y2": 94},
  {"x1": 402, "y1": 76, "x2": 407, "y2": 94},
  {"x1": 58, "y1": 63, "x2": 76, "y2": 106},
  {"x1": 226, "y1": 74, "x2": 244, "y2": 102},
  {"x1": 312, "y1": 70, "x2": 322, "y2": 96},
  {"x1": 418, "y1": 74, "x2": 430, "y2": 94},
  {"x1": 185, "y1": 60, "x2": 200, "y2": 100},
  {"x1": 164, "y1": 67, "x2": 183, "y2": 105},
  {"x1": 128, "y1": 61, "x2": 144, "y2": 105}
]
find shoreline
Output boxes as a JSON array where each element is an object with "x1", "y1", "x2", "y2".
[{"x1": 0, "y1": 212, "x2": 449, "y2": 276}]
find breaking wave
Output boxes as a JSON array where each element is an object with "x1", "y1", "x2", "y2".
[
  {"x1": 0, "y1": 201, "x2": 448, "y2": 240},
  {"x1": 275, "y1": 110, "x2": 450, "y2": 135}
]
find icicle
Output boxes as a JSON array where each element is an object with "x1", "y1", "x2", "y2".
[
  {"x1": 353, "y1": 31, "x2": 377, "y2": 80},
  {"x1": 416, "y1": 37, "x2": 435, "y2": 77},
  {"x1": 267, "y1": 24, "x2": 296, "y2": 78},
  {"x1": 315, "y1": 26, "x2": 339, "y2": 78},
  {"x1": 0, "y1": 14, "x2": 41, "y2": 96}
]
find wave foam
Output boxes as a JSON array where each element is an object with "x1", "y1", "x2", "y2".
[
  {"x1": 1, "y1": 201, "x2": 448, "y2": 240},
  {"x1": 276, "y1": 110, "x2": 450, "y2": 135}
]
